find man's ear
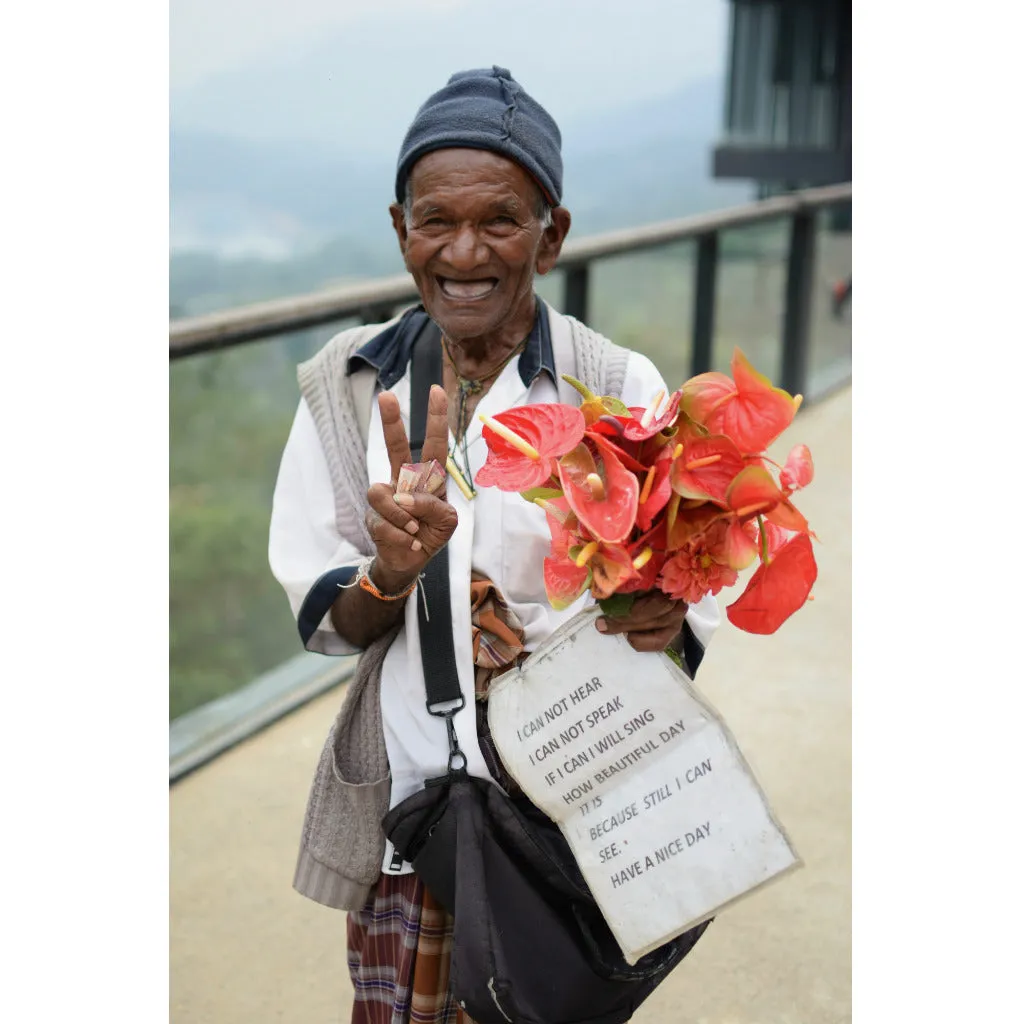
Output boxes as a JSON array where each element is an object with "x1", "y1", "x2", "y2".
[
  {"x1": 536, "y1": 206, "x2": 572, "y2": 276},
  {"x1": 389, "y1": 202, "x2": 408, "y2": 258}
]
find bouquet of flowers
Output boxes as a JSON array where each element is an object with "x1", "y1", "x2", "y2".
[{"x1": 474, "y1": 348, "x2": 818, "y2": 635}]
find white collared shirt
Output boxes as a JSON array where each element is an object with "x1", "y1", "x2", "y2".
[{"x1": 269, "y1": 345, "x2": 720, "y2": 873}]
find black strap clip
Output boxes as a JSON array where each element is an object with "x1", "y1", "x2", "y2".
[{"x1": 426, "y1": 696, "x2": 468, "y2": 774}]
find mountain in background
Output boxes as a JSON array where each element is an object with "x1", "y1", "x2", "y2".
[
  {"x1": 170, "y1": 3, "x2": 750, "y2": 313},
  {"x1": 171, "y1": 73, "x2": 749, "y2": 260}
]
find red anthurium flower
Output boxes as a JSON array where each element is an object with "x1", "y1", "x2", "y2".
[
  {"x1": 725, "y1": 464, "x2": 811, "y2": 534},
  {"x1": 681, "y1": 348, "x2": 801, "y2": 453},
  {"x1": 476, "y1": 405, "x2": 585, "y2": 492},
  {"x1": 669, "y1": 435, "x2": 746, "y2": 505},
  {"x1": 765, "y1": 498, "x2": 811, "y2": 534},
  {"x1": 666, "y1": 500, "x2": 722, "y2": 551},
  {"x1": 721, "y1": 518, "x2": 760, "y2": 571},
  {"x1": 619, "y1": 389, "x2": 683, "y2": 441},
  {"x1": 636, "y1": 446, "x2": 675, "y2": 532},
  {"x1": 585, "y1": 413, "x2": 636, "y2": 440},
  {"x1": 535, "y1": 496, "x2": 579, "y2": 560},
  {"x1": 726, "y1": 533, "x2": 817, "y2": 634},
  {"x1": 584, "y1": 543, "x2": 640, "y2": 600},
  {"x1": 725, "y1": 465, "x2": 785, "y2": 519},
  {"x1": 618, "y1": 523, "x2": 669, "y2": 593},
  {"x1": 558, "y1": 435, "x2": 639, "y2": 543},
  {"x1": 585, "y1": 431, "x2": 649, "y2": 473},
  {"x1": 761, "y1": 519, "x2": 795, "y2": 558},
  {"x1": 544, "y1": 555, "x2": 592, "y2": 610},
  {"x1": 780, "y1": 444, "x2": 814, "y2": 492}
]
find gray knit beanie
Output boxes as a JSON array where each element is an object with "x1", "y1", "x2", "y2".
[{"x1": 395, "y1": 66, "x2": 563, "y2": 206}]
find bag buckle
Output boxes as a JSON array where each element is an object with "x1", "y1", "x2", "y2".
[{"x1": 427, "y1": 697, "x2": 468, "y2": 774}]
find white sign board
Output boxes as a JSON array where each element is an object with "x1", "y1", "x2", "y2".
[{"x1": 487, "y1": 606, "x2": 801, "y2": 965}]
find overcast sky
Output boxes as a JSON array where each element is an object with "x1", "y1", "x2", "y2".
[{"x1": 170, "y1": 0, "x2": 730, "y2": 109}]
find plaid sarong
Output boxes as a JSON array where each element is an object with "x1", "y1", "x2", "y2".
[
  {"x1": 346, "y1": 575, "x2": 527, "y2": 1024},
  {"x1": 347, "y1": 874, "x2": 472, "y2": 1024}
]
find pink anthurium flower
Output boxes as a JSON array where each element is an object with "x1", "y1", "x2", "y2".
[
  {"x1": 726, "y1": 533, "x2": 817, "y2": 634},
  {"x1": 581, "y1": 542, "x2": 640, "y2": 600},
  {"x1": 476, "y1": 405, "x2": 586, "y2": 492},
  {"x1": 619, "y1": 389, "x2": 683, "y2": 441},
  {"x1": 543, "y1": 555, "x2": 592, "y2": 610},
  {"x1": 681, "y1": 348, "x2": 801, "y2": 453},
  {"x1": 780, "y1": 444, "x2": 814, "y2": 492},
  {"x1": 619, "y1": 523, "x2": 669, "y2": 593},
  {"x1": 669, "y1": 435, "x2": 747, "y2": 505},
  {"x1": 725, "y1": 464, "x2": 811, "y2": 535},
  {"x1": 558, "y1": 434, "x2": 639, "y2": 544},
  {"x1": 636, "y1": 446, "x2": 675, "y2": 532},
  {"x1": 721, "y1": 518, "x2": 760, "y2": 571}
]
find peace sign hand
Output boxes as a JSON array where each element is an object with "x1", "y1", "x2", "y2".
[{"x1": 365, "y1": 385, "x2": 459, "y2": 587}]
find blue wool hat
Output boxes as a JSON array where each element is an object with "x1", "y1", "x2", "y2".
[{"x1": 395, "y1": 66, "x2": 563, "y2": 207}]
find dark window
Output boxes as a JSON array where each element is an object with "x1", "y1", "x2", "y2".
[{"x1": 773, "y1": 1, "x2": 795, "y2": 84}]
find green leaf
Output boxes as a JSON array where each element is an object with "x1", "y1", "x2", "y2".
[
  {"x1": 662, "y1": 646, "x2": 685, "y2": 670},
  {"x1": 520, "y1": 486, "x2": 564, "y2": 503},
  {"x1": 601, "y1": 397, "x2": 631, "y2": 416},
  {"x1": 598, "y1": 592, "x2": 636, "y2": 618}
]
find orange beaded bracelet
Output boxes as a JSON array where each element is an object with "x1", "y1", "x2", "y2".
[{"x1": 357, "y1": 563, "x2": 419, "y2": 602}]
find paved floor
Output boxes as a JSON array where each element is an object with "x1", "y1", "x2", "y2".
[{"x1": 170, "y1": 385, "x2": 851, "y2": 1024}]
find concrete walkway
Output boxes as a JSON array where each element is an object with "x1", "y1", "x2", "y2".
[{"x1": 170, "y1": 386, "x2": 851, "y2": 1024}]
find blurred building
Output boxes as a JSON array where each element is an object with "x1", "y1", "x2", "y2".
[{"x1": 713, "y1": 0, "x2": 851, "y2": 225}]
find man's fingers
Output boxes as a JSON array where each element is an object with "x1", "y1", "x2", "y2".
[
  {"x1": 598, "y1": 607, "x2": 683, "y2": 636},
  {"x1": 392, "y1": 489, "x2": 456, "y2": 527},
  {"x1": 625, "y1": 626, "x2": 680, "y2": 653},
  {"x1": 379, "y1": 391, "x2": 412, "y2": 485},
  {"x1": 420, "y1": 385, "x2": 450, "y2": 468},
  {"x1": 367, "y1": 483, "x2": 418, "y2": 534},
  {"x1": 366, "y1": 511, "x2": 423, "y2": 553}
]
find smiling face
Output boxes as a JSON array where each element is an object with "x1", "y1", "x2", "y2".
[{"x1": 389, "y1": 148, "x2": 571, "y2": 353}]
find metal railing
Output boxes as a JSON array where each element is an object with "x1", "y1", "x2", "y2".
[
  {"x1": 169, "y1": 182, "x2": 851, "y2": 780},
  {"x1": 170, "y1": 182, "x2": 850, "y2": 401}
]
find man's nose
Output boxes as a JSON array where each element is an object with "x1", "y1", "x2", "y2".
[{"x1": 444, "y1": 224, "x2": 487, "y2": 269}]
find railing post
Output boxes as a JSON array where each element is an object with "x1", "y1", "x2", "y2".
[
  {"x1": 359, "y1": 305, "x2": 394, "y2": 325},
  {"x1": 780, "y1": 209, "x2": 818, "y2": 398},
  {"x1": 563, "y1": 264, "x2": 590, "y2": 322},
  {"x1": 690, "y1": 232, "x2": 719, "y2": 376}
]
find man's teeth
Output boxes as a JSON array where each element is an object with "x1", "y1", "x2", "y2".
[{"x1": 442, "y1": 279, "x2": 495, "y2": 299}]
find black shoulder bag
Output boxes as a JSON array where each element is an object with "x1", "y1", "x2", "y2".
[{"x1": 382, "y1": 321, "x2": 709, "y2": 1024}]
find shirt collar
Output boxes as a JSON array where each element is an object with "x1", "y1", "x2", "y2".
[{"x1": 347, "y1": 297, "x2": 556, "y2": 390}]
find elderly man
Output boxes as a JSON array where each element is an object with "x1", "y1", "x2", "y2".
[{"x1": 269, "y1": 67, "x2": 719, "y2": 1024}]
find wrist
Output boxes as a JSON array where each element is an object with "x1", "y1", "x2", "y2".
[{"x1": 369, "y1": 558, "x2": 420, "y2": 597}]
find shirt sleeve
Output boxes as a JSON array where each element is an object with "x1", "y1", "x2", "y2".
[
  {"x1": 268, "y1": 398, "x2": 366, "y2": 656},
  {"x1": 619, "y1": 350, "x2": 722, "y2": 676}
]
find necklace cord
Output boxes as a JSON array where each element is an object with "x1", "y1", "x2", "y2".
[{"x1": 441, "y1": 334, "x2": 529, "y2": 495}]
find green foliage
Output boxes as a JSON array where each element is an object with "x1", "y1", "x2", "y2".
[
  {"x1": 598, "y1": 593, "x2": 637, "y2": 619},
  {"x1": 169, "y1": 342, "x2": 314, "y2": 720}
]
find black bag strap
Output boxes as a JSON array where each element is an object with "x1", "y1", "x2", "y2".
[{"x1": 408, "y1": 319, "x2": 467, "y2": 772}]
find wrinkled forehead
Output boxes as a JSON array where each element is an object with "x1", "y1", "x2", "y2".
[{"x1": 404, "y1": 147, "x2": 546, "y2": 209}]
